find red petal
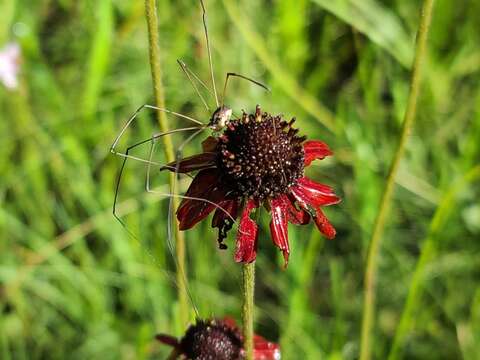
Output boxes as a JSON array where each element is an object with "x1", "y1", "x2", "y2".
[
  {"x1": 212, "y1": 200, "x2": 239, "y2": 228},
  {"x1": 155, "y1": 334, "x2": 179, "y2": 347},
  {"x1": 221, "y1": 316, "x2": 238, "y2": 329},
  {"x1": 290, "y1": 183, "x2": 337, "y2": 239},
  {"x1": 177, "y1": 169, "x2": 226, "y2": 230},
  {"x1": 212, "y1": 199, "x2": 240, "y2": 248},
  {"x1": 296, "y1": 177, "x2": 341, "y2": 207},
  {"x1": 269, "y1": 196, "x2": 290, "y2": 267},
  {"x1": 290, "y1": 184, "x2": 313, "y2": 213},
  {"x1": 303, "y1": 140, "x2": 332, "y2": 166},
  {"x1": 286, "y1": 194, "x2": 311, "y2": 225},
  {"x1": 221, "y1": 317, "x2": 281, "y2": 360},
  {"x1": 253, "y1": 335, "x2": 281, "y2": 360},
  {"x1": 161, "y1": 152, "x2": 216, "y2": 173},
  {"x1": 314, "y1": 208, "x2": 336, "y2": 239},
  {"x1": 202, "y1": 136, "x2": 219, "y2": 152},
  {"x1": 234, "y1": 199, "x2": 259, "y2": 263}
]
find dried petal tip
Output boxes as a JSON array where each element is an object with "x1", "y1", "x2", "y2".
[{"x1": 235, "y1": 199, "x2": 259, "y2": 263}]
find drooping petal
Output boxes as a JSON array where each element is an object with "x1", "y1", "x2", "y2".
[
  {"x1": 289, "y1": 184, "x2": 314, "y2": 212},
  {"x1": 303, "y1": 140, "x2": 332, "y2": 166},
  {"x1": 253, "y1": 335, "x2": 281, "y2": 360},
  {"x1": 182, "y1": 169, "x2": 220, "y2": 198},
  {"x1": 161, "y1": 152, "x2": 217, "y2": 173},
  {"x1": 290, "y1": 182, "x2": 338, "y2": 239},
  {"x1": 155, "y1": 334, "x2": 179, "y2": 347},
  {"x1": 313, "y1": 208, "x2": 336, "y2": 239},
  {"x1": 286, "y1": 194, "x2": 311, "y2": 225},
  {"x1": 295, "y1": 177, "x2": 341, "y2": 207},
  {"x1": 212, "y1": 199, "x2": 240, "y2": 248},
  {"x1": 177, "y1": 196, "x2": 220, "y2": 231},
  {"x1": 212, "y1": 200, "x2": 240, "y2": 228},
  {"x1": 177, "y1": 169, "x2": 227, "y2": 230},
  {"x1": 234, "y1": 199, "x2": 259, "y2": 263},
  {"x1": 269, "y1": 196, "x2": 290, "y2": 267},
  {"x1": 202, "y1": 136, "x2": 219, "y2": 152}
]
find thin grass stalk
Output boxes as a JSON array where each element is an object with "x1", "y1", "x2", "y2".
[
  {"x1": 388, "y1": 165, "x2": 480, "y2": 359},
  {"x1": 359, "y1": 0, "x2": 436, "y2": 359},
  {"x1": 144, "y1": 0, "x2": 189, "y2": 327},
  {"x1": 242, "y1": 261, "x2": 256, "y2": 360}
]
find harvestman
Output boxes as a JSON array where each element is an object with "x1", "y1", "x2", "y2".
[{"x1": 110, "y1": 0, "x2": 270, "y2": 253}]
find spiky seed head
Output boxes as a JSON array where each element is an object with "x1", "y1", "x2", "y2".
[{"x1": 216, "y1": 106, "x2": 306, "y2": 201}]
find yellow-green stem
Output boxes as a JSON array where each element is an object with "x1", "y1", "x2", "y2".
[
  {"x1": 359, "y1": 0, "x2": 435, "y2": 359},
  {"x1": 144, "y1": 0, "x2": 189, "y2": 327},
  {"x1": 242, "y1": 261, "x2": 256, "y2": 360}
]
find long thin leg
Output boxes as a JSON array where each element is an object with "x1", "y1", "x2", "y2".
[
  {"x1": 112, "y1": 126, "x2": 203, "y2": 224},
  {"x1": 113, "y1": 125, "x2": 207, "y2": 318},
  {"x1": 177, "y1": 60, "x2": 214, "y2": 98},
  {"x1": 111, "y1": 104, "x2": 204, "y2": 157},
  {"x1": 146, "y1": 129, "x2": 208, "y2": 319},
  {"x1": 221, "y1": 72, "x2": 270, "y2": 106},
  {"x1": 112, "y1": 126, "x2": 202, "y2": 166},
  {"x1": 177, "y1": 59, "x2": 211, "y2": 111},
  {"x1": 199, "y1": 0, "x2": 219, "y2": 106},
  {"x1": 145, "y1": 130, "x2": 239, "y2": 227}
]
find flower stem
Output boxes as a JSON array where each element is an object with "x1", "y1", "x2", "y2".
[
  {"x1": 242, "y1": 261, "x2": 256, "y2": 360},
  {"x1": 359, "y1": 0, "x2": 435, "y2": 359},
  {"x1": 144, "y1": 0, "x2": 189, "y2": 327}
]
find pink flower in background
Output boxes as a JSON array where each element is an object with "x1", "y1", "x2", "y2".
[{"x1": 0, "y1": 42, "x2": 21, "y2": 90}]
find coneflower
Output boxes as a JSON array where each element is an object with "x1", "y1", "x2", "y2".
[
  {"x1": 156, "y1": 317, "x2": 280, "y2": 360},
  {"x1": 162, "y1": 105, "x2": 340, "y2": 267}
]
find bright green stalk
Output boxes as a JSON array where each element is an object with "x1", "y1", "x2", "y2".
[
  {"x1": 242, "y1": 262, "x2": 256, "y2": 360},
  {"x1": 144, "y1": 0, "x2": 189, "y2": 327},
  {"x1": 359, "y1": 0, "x2": 436, "y2": 359}
]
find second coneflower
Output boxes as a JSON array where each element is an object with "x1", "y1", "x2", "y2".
[
  {"x1": 156, "y1": 317, "x2": 280, "y2": 360},
  {"x1": 162, "y1": 105, "x2": 340, "y2": 267}
]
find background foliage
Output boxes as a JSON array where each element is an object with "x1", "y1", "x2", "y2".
[{"x1": 1, "y1": 0, "x2": 479, "y2": 359}]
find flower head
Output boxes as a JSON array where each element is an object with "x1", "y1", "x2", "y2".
[
  {"x1": 156, "y1": 317, "x2": 280, "y2": 360},
  {"x1": 163, "y1": 105, "x2": 340, "y2": 267},
  {"x1": 0, "y1": 42, "x2": 21, "y2": 90}
]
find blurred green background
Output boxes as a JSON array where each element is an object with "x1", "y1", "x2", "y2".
[{"x1": 1, "y1": 0, "x2": 479, "y2": 359}]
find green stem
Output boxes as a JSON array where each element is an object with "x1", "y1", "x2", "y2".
[
  {"x1": 242, "y1": 261, "x2": 256, "y2": 360},
  {"x1": 359, "y1": 1, "x2": 435, "y2": 359},
  {"x1": 144, "y1": 0, "x2": 189, "y2": 327}
]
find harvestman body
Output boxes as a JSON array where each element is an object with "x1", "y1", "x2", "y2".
[{"x1": 110, "y1": 0, "x2": 269, "y2": 243}]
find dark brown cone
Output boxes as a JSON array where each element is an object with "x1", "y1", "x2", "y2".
[
  {"x1": 179, "y1": 319, "x2": 243, "y2": 360},
  {"x1": 216, "y1": 107, "x2": 305, "y2": 201}
]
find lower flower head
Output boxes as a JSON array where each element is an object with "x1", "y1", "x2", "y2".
[
  {"x1": 163, "y1": 105, "x2": 341, "y2": 267},
  {"x1": 156, "y1": 317, "x2": 280, "y2": 360}
]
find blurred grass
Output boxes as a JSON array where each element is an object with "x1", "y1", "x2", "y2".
[{"x1": 0, "y1": 0, "x2": 479, "y2": 359}]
